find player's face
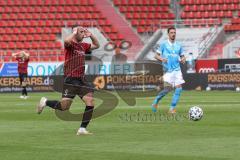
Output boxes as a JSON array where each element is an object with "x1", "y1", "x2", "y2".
[
  {"x1": 75, "y1": 28, "x2": 85, "y2": 42},
  {"x1": 20, "y1": 53, "x2": 25, "y2": 60},
  {"x1": 168, "y1": 29, "x2": 176, "y2": 41}
]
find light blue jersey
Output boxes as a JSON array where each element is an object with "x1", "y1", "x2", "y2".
[{"x1": 156, "y1": 40, "x2": 183, "y2": 72}]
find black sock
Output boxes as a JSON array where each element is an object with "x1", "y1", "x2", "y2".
[
  {"x1": 23, "y1": 87, "x2": 27, "y2": 96},
  {"x1": 80, "y1": 106, "x2": 94, "y2": 128},
  {"x1": 21, "y1": 87, "x2": 25, "y2": 96},
  {"x1": 46, "y1": 100, "x2": 62, "y2": 110}
]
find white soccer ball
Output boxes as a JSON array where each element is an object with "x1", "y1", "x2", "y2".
[
  {"x1": 189, "y1": 106, "x2": 203, "y2": 121},
  {"x1": 206, "y1": 86, "x2": 211, "y2": 91},
  {"x1": 236, "y1": 87, "x2": 240, "y2": 92}
]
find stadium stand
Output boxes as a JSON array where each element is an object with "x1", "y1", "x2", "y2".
[
  {"x1": 180, "y1": 0, "x2": 240, "y2": 30},
  {"x1": 0, "y1": 0, "x2": 124, "y2": 62},
  {"x1": 112, "y1": 0, "x2": 175, "y2": 33}
]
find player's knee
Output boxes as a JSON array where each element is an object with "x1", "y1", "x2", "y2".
[
  {"x1": 164, "y1": 86, "x2": 173, "y2": 93},
  {"x1": 175, "y1": 87, "x2": 182, "y2": 95},
  {"x1": 83, "y1": 96, "x2": 94, "y2": 106},
  {"x1": 164, "y1": 82, "x2": 173, "y2": 92},
  {"x1": 22, "y1": 82, "x2": 26, "y2": 87},
  {"x1": 60, "y1": 99, "x2": 72, "y2": 111}
]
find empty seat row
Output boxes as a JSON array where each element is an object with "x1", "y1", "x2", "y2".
[
  {"x1": 0, "y1": 20, "x2": 98, "y2": 27},
  {"x1": 131, "y1": 19, "x2": 174, "y2": 26},
  {"x1": 136, "y1": 26, "x2": 159, "y2": 33},
  {"x1": 0, "y1": 27, "x2": 61, "y2": 34},
  {"x1": 119, "y1": 6, "x2": 170, "y2": 12},
  {"x1": 113, "y1": 0, "x2": 170, "y2": 6},
  {"x1": 180, "y1": 0, "x2": 239, "y2": 5},
  {"x1": 181, "y1": 11, "x2": 233, "y2": 19},
  {"x1": 0, "y1": 34, "x2": 56, "y2": 42},
  {"x1": 0, "y1": 6, "x2": 99, "y2": 13},
  {"x1": 125, "y1": 12, "x2": 175, "y2": 19},
  {"x1": 0, "y1": 0, "x2": 94, "y2": 6},
  {"x1": 0, "y1": 41, "x2": 62, "y2": 49},
  {"x1": 1, "y1": 13, "x2": 105, "y2": 20},
  {"x1": 184, "y1": 4, "x2": 239, "y2": 12}
]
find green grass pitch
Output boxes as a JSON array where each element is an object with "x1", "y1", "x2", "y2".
[{"x1": 0, "y1": 91, "x2": 239, "y2": 160}]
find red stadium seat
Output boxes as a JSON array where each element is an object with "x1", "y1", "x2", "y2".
[
  {"x1": 4, "y1": 57, "x2": 11, "y2": 62},
  {"x1": 222, "y1": 4, "x2": 228, "y2": 11},
  {"x1": 218, "y1": 11, "x2": 225, "y2": 18},
  {"x1": 55, "y1": 42, "x2": 62, "y2": 48},
  {"x1": 184, "y1": 5, "x2": 190, "y2": 11},
  {"x1": 229, "y1": 4, "x2": 237, "y2": 10},
  {"x1": 52, "y1": 27, "x2": 60, "y2": 33},
  {"x1": 58, "y1": 56, "x2": 65, "y2": 61},
  {"x1": 196, "y1": 12, "x2": 201, "y2": 19},
  {"x1": 211, "y1": 11, "x2": 217, "y2": 18},
  {"x1": 49, "y1": 6, "x2": 57, "y2": 12},
  {"x1": 192, "y1": 5, "x2": 197, "y2": 11},
  {"x1": 181, "y1": 12, "x2": 187, "y2": 19},
  {"x1": 32, "y1": 42, "x2": 39, "y2": 49},
  {"x1": 180, "y1": 0, "x2": 186, "y2": 5},
  {"x1": 29, "y1": 27, "x2": 36, "y2": 34},
  {"x1": 33, "y1": 34, "x2": 42, "y2": 41},
  {"x1": 26, "y1": 35, "x2": 34, "y2": 41},
  {"x1": 203, "y1": 11, "x2": 210, "y2": 18},
  {"x1": 45, "y1": 20, "x2": 53, "y2": 27},
  {"x1": 131, "y1": 19, "x2": 139, "y2": 26},
  {"x1": 16, "y1": 42, "x2": 25, "y2": 49},
  {"x1": 11, "y1": 35, "x2": 19, "y2": 41},
  {"x1": 23, "y1": 42, "x2": 31, "y2": 49},
  {"x1": 225, "y1": 11, "x2": 233, "y2": 18},
  {"x1": 137, "y1": 26, "x2": 145, "y2": 33},
  {"x1": 1, "y1": 42, "x2": 8, "y2": 49},
  {"x1": 3, "y1": 35, "x2": 10, "y2": 42},
  {"x1": 0, "y1": 0, "x2": 7, "y2": 6},
  {"x1": 215, "y1": 4, "x2": 220, "y2": 11},
  {"x1": 42, "y1": 34, "x2": 49, "y2": 41},
  {"x1": 18, "y1": 34, "x2": 26, "y2": 41},
  {"x1": 188, "y1": 12, "x2": 194, "y2": 19}
]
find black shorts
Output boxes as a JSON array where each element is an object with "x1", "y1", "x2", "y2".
[
  {"x1": 62, "y1": 76, "x2": 94, "y2": 99},
  {"x1": 19, "y1": 73, "x2": 27, "y2": 85}
]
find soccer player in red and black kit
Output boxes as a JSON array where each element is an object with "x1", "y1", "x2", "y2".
[
  {"x1": 37, "y1": 26, "x2": 100, "y2": 135},
  {"x1": 12, "y1": 51, "x2": 30, "y2": 99}
]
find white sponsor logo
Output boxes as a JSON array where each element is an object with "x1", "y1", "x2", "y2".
[
  {"x1": 199, "y1": 68, "x2": 216, "y2": 73},
  {"x1": 64, "y1": 89, "x2": 69, "y2": 96},
  {"x1": 224, "y1": 64, "x2": 240, "y2": 72}
]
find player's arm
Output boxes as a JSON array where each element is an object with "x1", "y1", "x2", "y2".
[
  {"x1": 64, "y1": 27, "x2": 77, "y2": 47},
  {"x1": 23, "y1": 51, "x2": 30, "y2": 59},
  {"x1": 179, "y1": 45, "x2": 186, "y2": 64},
  {"x1": 155, "y1": 53, "x2": 167, "y2": 63},
  {"x1": 84, "y1": 29, "x2": 100, "y2": 50},
  {"x1": 12, "y1": 51, "x2": 24, "y2": 58},
  {"x1": 89, "y1": 34, "x2": 100, "y2": 50},
  {"x1": 180, "y1": 55, "x2": 186, "y2": 64},
  {"x1": 154, "y1": 43, "x2": 167, "y2": 62},
  {"x1": 12, "y1": 51, "x2": 20, "y2": 58}
]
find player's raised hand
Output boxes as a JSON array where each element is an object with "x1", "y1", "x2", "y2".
[
  {"x1": 161, "y1": 58, "x2": 168, "y2": 63},
  {"x1": 83, "y1": 29, "x2": 92, "y2": 38},
  {"x1": 180, "y1": 57, "x2": 186, "y2": 64},
  {"x1": 73, "y1": 27, "x2": 78, "y2": 34}
]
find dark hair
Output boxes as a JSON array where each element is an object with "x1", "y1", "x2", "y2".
[
  {"x1": 72, "y1": 24, "x2": 79, "y2": 29},
  {"x1": 167, "y1": 26, "x2": 176, "y2": 33}
]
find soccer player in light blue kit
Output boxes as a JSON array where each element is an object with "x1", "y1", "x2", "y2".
[{"x1": 152, "y1": 27, "x2": 186, "y2": 114}]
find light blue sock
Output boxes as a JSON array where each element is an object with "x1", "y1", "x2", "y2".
[
  {"x1": 153, "y1": 88, "x2": 170, "y2": 105},
  {"x1": 170, "y1": 87, "x2": 182, "y2": 109}
]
